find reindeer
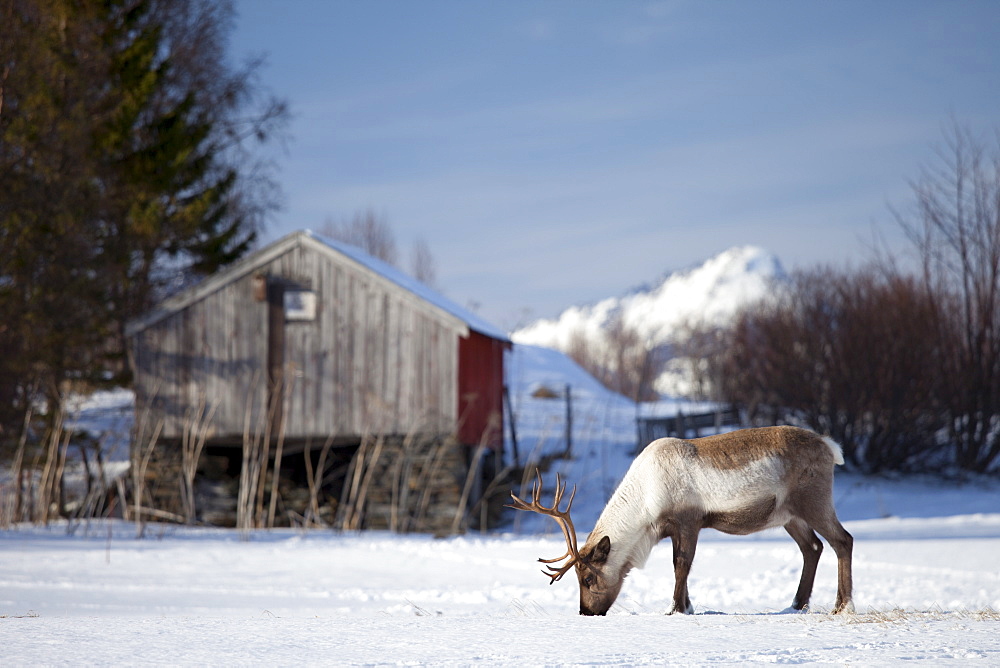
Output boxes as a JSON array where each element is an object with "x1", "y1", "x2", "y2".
[{"x1": 509, "y1": 426, "x2": 854, "y2": 616}]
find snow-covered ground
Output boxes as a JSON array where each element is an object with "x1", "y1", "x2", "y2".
[
  {"x1": 2, "y1": 344, "x2": 999, "y2": 664},
  {"x1": 2, "y1": 484, "x2": 999, "y2": 665}
]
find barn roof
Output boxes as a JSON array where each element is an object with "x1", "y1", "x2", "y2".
[
  {"x1": 125, "y1": 230, "x2": 510, "y2": 342},
  {"x1": 310, "y1": 232, "x2": 510, "y2": 342}
]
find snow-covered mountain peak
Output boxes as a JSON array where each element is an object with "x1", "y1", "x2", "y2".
[{"x1": 513, "y1": 246, "x2": 785, "y2": 350}]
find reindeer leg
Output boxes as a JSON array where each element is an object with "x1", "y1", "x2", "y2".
[
  {"x1": 814, "y1": 516, "x2": 854, "y2": 614},
  {"x1": 669, "y1": 527, "x2": 698, "y2": 614},
  {"x1": 806, "y1": 511, "x2": 854, "y2": 614},
  {"x1": 790, "y1": 468, "x2": 854, "y2": 615},
  {"x1": 784, "y1": 517, "x2": 823, "y2": 610}
]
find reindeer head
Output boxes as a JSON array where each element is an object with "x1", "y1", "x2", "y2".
[{"x1": 507, "y1": 472, "x2": 622, "y2": 616}]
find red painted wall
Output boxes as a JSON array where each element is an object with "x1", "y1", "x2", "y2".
[{"x1": 457, "y1": 332, "x2": 507, "y2": 449}]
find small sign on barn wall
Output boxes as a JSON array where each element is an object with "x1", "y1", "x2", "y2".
[{"x1": 284, "y1": 289, "x2": 317, "y2": 321}]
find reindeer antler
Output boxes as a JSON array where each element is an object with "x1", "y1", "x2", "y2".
[{"x1": 507, "y1": 470, "x2": 581, "y2": 584}]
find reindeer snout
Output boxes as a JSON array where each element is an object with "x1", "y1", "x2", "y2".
[{"x1": 579, "y1": 607, "x2": 606, "y2": 616}]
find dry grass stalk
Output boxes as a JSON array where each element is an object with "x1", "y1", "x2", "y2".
[
  {"x1": 252, "y1": 377, "x2": 281, "y2": 528},
  {"x1": 1, "y1": 405, "x2": 34, "y2": 528},
  {"x1": 410, "y1": 427, "x2": 457, "y2": 532},
  {"x1": 844, "y1": 606, "x2": 1000, "y2": 624},
  {"x1": 473, "y1": 461, "x2": 516, "y2": 533},
  {"x1": 338, "y1": 398, "x2": 385, "y2": 531},
  {"x1": 351, "y1": 434, "x2": 386, "y2": 530},
  {"x1": 451, "y1": 411, "x2": 502, "y2": 534},
  {"x1": 303, "y1": 433, "x2": 336, "y2": 528},
  {"x1": 38, "y1": 408, "x2": 71, "y2": 525},
  {"x1": 266, "y1": 373, "x2": 295, "y2": 529},
  {"x1": 237, "y1": 371, "x2": 264, "y2": 535},
  {"x1": 339, "y1": 432, "x2": 386, "y2": 531},
  {"x1": 451, "y1": 443, "x2": 487, "y2": 535},
  {"x1": 180, "y1": 394, "x2": 220, "y2": 524},
  {"x1": 387, "y1": 426, "x2": 432, "y2": 532},
  {"x1": 387, "y1": 434, "x2": 409, "y2": 532},
  {"x1": 131, "y1": 418, "x2": 163, "y2": 539},
  {"x1": 511, "y1": 430, "x2": 557, "y2": 533},
  {"x1": 336, "y1": 437, "x2": 363, "y2": 529},
  {"x1": 335, "y1": 437, "x2": 364, "y2": 529},
  {"x1": 66, "y1": 434, "x2": 115, "y2": 531},
  {"x1": 129, "y1": 381, "x2": 163, "y2": 536}
]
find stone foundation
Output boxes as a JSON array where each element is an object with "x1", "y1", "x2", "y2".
[{"x1": 139, "y1": 433, "x2": 479, "y2": 534}]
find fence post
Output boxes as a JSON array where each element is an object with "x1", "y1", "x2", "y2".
[
  {"x1": 503, "y1": 384, "x2": 519, "y2": 468},
  {"x1": 564, "y1": 383, "x2": 572, "y2": 458}
]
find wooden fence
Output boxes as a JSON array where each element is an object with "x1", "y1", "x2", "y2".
[{"x1": 636, "y1": 407, "x2": 741, "y2": 451}]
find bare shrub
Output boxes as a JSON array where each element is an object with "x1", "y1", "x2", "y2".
[
  {"x1": 410, "y1": 238, "x2": 437, "y2": 287},
  {"x1": 565, "y1": 313, "x2": 663, "y2": 401},
  {"x1": 323, "y1": 209, "x2": 398, "y2": 266},
  {"x1": 665, "y1": 319, "x2": 729, "y2": 400},
  {"x1": 893, "y1": 122, "x2": 1000, "y2": 472},
  {"x1": 707, "y1": 267, "x2": 947, "y2": 473},
  {"x1": 321, "y1": 210, "x2": 438, "y2": 286}
]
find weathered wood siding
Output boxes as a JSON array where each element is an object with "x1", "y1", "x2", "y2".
[
  {"x1": 130, "y1": 270, "x2": 268, "y2": 442},
  {"x1": 130, "y1": 238, "x2": 464, "y2": 441}
]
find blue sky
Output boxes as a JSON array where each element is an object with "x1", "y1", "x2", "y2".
[{"x1": 231, "y1": 0, "x2": 1000, "y2": 330}]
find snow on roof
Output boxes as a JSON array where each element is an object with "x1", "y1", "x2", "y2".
[
  {"x1": 307, "y1": 231, "x2": 510, "y2": 342},
  {"x1": 126, "y1": 230, "x2": 509, "y2": 342}
]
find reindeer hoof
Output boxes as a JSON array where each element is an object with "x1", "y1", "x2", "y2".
[{"x1": 833, "y1": 601, "x2": 855, "y2": 615}]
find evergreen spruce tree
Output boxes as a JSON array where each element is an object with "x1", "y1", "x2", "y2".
[
  {"x1": 0, "y1": 0, "x2": 110, "y2": 427},
  {"x1": 0, "y1": 0, "x2": 282, "y2": 441},
  {"x1": 94, "y1": 0, "x2": 255, "y2": 373}
]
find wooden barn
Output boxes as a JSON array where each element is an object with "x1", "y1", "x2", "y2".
[{"x1": 126, "y1": 230, "x2": 510, "y2": 532}]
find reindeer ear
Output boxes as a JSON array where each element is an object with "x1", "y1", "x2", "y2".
[{"x1": 590, "y1": 535, "x2": 611, "y2": 564}]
